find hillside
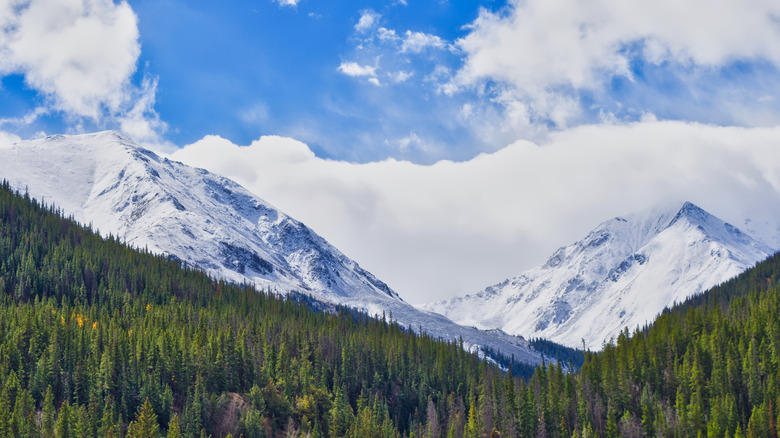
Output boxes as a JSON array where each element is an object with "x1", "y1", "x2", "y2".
[
  {"x1": 2, "y1": 179, "x2": 779, "y2": 437},
  {"x1": 0, "y1": 181, "x2": 530, "y2": 437}
]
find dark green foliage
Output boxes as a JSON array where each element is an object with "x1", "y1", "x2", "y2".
[
  {"x1": 127, "y1": 398, "x2": 159, "y2": 437},
  {"x1": 529, "y1": 338, "x2": 585, "y2": 370},
  {"x1": 4, "y1": 179, "x2": 780, "y2": 437},
  {"x1": 0, "y1": 181, "x2": 505, "y2": 436}
]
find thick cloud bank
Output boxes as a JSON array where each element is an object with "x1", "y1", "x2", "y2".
[
  {"x1": 170, "y1": 121, "x2": 780, "y2": 303},
  {"x1": 0, "y1": 0, "x2": 139, "y2": 117},
  {"x1": 450, "y1": 0, "x2": 780, "y2": 129},
  {"x1": 0, "y1": 0, "x2": 164, "y2": 142}
]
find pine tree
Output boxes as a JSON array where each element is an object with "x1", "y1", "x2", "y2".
[
  {"x1": 465, "y1": 401, "x2": 482, "y2": 438},
  {"x1": 0, "y1": 387, "x2": 11, "y2": 438},
  {"x1": 166, "y1": 414, "x2": 183, "y2": 438},
  {"x1": 98, "y1": 400, "x2": 119, "y2": 438},
  {"x1": 128, "y1": 398, "x2": 160, "y2": 438},
  {"x1": 12, "y1": 389, "x2": 36, "y2": 438},
  {"x1": 41, "y1": 387, "x2": 56, "y2": 438},
  {"x1": 3, "y1": 182, "x2": 780, "y2": 438},
  {"x1": 54, "y1": 401, "x2": 72, "y2": 438},
  {"x1": 329, "y1": 385, "x2": 353, "y2": 438}
]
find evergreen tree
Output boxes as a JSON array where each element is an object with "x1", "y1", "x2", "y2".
[
  {"x1": 0, "y1": 387, "x2": 10, "y2": 438},
  {"x1": 41, "y1": 387, "x2": 56, "y2": 438},
  {"x1": 166, "y1": 414, "x2": 183, "y2": 438},
  {"x1": 128, "y1": 398, "x2": 160, "y2": 438},
  {"x1": 98, "y1": 400, "x2": 120, "y2": 438},
  {"x1": 54, "y1": 401, "x2": 72, "y2": 438}
]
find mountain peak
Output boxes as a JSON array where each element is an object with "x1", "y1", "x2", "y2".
[
  {"x1": 0, "y1": 133, "x2": 386, "y2": 300},
  {"x1": 43, "y1": 130, "x2": 131, "y2": 146},
  {"x1": 0, "y1": 131, "x2": 549, "y2": 367},
  {"x1": 424, "y1": 202, "x2": 773, "y2": 349},
  {"x1": 670, "y1": 201, "x2": 709, "y2": 225}
]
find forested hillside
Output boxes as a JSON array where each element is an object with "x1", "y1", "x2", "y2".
[
  {"x1": 0, "y1": 181, "x2": 521, "y2": 437},
  {"x1": 2, "y1": 179, "x2": 780, "y2": 437},
  {"x1": 574, "y1": 250, "x2": 780, "y2": 437}
]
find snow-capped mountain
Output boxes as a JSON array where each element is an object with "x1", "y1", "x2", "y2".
[
  {"x1": 0, "y1": 131, "x2": 546, "y2": 366},
  {"x1": 422, "y1": 202, "x2": 774, "y2": 350}
]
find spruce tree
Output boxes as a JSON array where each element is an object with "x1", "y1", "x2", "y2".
[
  {"x1": 128, "y1": 398, "x2": 160, "y2": 438},
  {"x1": 54, "y1": 401, "x2": 71, "y2": 438},
  {"x1": 41, "y1": 387, "x2": 56, "y2": 438},
  {"x1": 166, "y1": 414, "x2": 183, "y2": 438}
]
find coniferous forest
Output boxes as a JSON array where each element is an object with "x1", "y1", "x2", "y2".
[{"x1": 1, "y1": 180, "x2": 780, "y2": 437}]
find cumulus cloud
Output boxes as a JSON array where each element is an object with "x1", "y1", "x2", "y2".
[
  {"x1": 170, "y1": 121, "x2": 780, "y2": 303},
  {"x1": 0, "y1": 0, "x2": 165, "y2": 143},
  {"x1": 395, "y1": 132, "x2": 428, "y2": 152},
  {"x1": 340, "y1": 17, "x2": 456, "y2": 98},
  {"x1": 338, "y1": 61, "x2": 382, "y2": 85},
  {"x1": 355, "y1": 10, "x2": 380, "y2": 32},
  {"x1": 450, "y1": 0, "x2": 780, "y2": 128},
  {"x1": 273, "y1": 0, "x2": 300, "y2": 7},
  {"x1": 338, "y1": 62, "x2": 377, "y2": 78},
  {"x1": 377, "y1": 27, "x2": 399, "y2": 42},
  {"x1": 0, "y1": 0, "x2": 140, "y2": 118},
  {"x1": 401, "y1": 30, "x2": 449, "y2": 53}
]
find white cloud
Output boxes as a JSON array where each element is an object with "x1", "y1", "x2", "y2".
[
  {"x1": 338, "y1": 62, "x2": 377, "y2": 78},
  {"x1": 0, "y1": 131, "x2": 22, "y2": 149},
  {"x1": 355, "y1": 10, "x2": 380, "y2": 32},
  {"x1": 0, "y1": 0, "x2": 165, "y2": 142},
  {"x1": 339, "y1": 23, "x2": 454, "y2": 96},
  {"x1": 451, "y1": 0, "x2": 780, "y2": 127},
  {"x1": 0, "y1": 0, "x2": 141, "y2": 118},
  {"x1": 377, "y1": 27, "x2": 399, "y2": 42},
  {"x1": 401, "y1": 30, "x2": 449, "y2": 53},
  {"x1": 397, "y1": 132, "x2": 424, "y2": 152},
  {"x1": 170, "y1": 121, "x2": 780, "y2": 304},
  {"x1": 338, "y1": 61, "x2": 382, "y2": 85},
  {"x1": 393, "y1": 71, "x2": 413, "y2": 83},
  {"x1": 0, "y1": 107, "x2": 50, "y2": 130},
  {"x1": 118, "y1": 75, "x2": 167, "y2": 144},
  {"x1": 274, "y1": 0, "x2": 300, "y2": 7},
  {"x1": 238, "y1": 101, "x2": 270, "y2": 125}
]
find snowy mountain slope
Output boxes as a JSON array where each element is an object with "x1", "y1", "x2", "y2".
[
  {"x1": 0, "y1": 131, "x2": 546, "y2": 366},
  {"x1": 422, "y1": 202, "x2": 774, "y2": 350}
]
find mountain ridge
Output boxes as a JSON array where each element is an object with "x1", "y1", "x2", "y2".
[
  {"x1": 422, "y1": 201, "x2": 774, "y2": 349},
  {"x1": 0, "y1": 130, "x2": 547, "y2": 366}
]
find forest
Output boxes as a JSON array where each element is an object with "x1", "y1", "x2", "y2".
[{"x1": 1, "y1": 180, "x2": 779, "y2": 437}]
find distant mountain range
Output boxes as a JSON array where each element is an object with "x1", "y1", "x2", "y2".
[
  {"x1": 422, "y1": 201, "x2": 774, "y2": 349},
  {"x1": 4, "y1": 130, "x2": 773, "y2": 356},
  {"x1": 0, "y1": 131, "x2": 546, "y2": 366}
]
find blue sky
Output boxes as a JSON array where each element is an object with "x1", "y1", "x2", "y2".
[
  {"x1": 1, "y1": 0, "x2": 507, "y2": 162},
  {"x1": 2, "y1": 0, "x2": 780, "y2": 301},
  {"x1": 2, "y1": 0, "x2": 777, "y2": 164}
]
